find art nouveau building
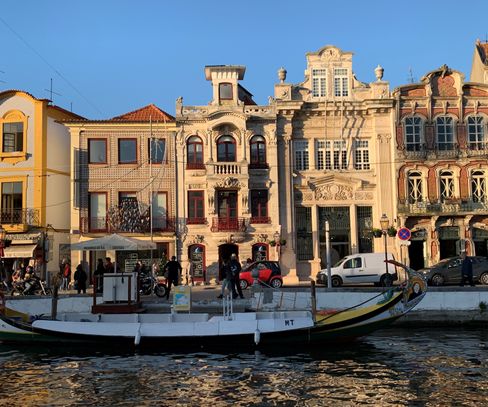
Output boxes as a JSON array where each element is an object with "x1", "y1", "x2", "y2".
[
  {"x1": 64, "y1": 105, "x2": 177, "y2": 274},
  {"x1": 0, "y1": 90, "x2": 83, "y2": 279},
  {"x1": 273, "y1": 46, "x2": 397, "y2": 279},
  {"x1": 175, "y1": 65, "x2": 282, "y2": 283},
  {"x1": 394, "y1": 61, "x2": 488, "y2": 269}
]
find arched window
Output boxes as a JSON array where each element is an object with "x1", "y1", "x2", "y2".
[
  {"x1": 407, "y1": 170, "x2": 423, "y2": 203},
  {"x1": 252, "y1": 243, "x2": 268, "y2": 261},
  {"x1": 439, "y1": 170, "x2": 455, "y2": 202},
  {"x1": 436, "y1": 116, "x2": 454, "y2": 150},
  {"x1": 404, "y1": 117, "x2": 423, "y2": 151},
  {"x1": 187, "y1": 136, "x2": 204, "y2": 169},
  {"x1": 249, "y1": 135, "x2": 267, "y2": 168},
  {"x1": 471, "y1": 170, "x2": 486, "y2": 203},
  {"x1": 467, "y1": 116, "x2": 485, "y2": 150},
  {"x1": 217, "y1": 135, "x2": 236, "y2": 162}
]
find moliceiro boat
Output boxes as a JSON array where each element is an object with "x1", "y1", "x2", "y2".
[{"x1": 0, "y1": 261, "x2": 427, "y2": 348}]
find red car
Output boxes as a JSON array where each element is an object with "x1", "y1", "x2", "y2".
[{"x1": 239, "y1": 261, "x2": 283, "y2": 289}]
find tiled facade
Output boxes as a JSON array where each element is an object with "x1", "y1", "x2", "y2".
[{"x1": 64, "y1": 105, "x2": 177, "y2": 275}]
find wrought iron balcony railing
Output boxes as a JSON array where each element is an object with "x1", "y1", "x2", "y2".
[
  {"x1": 0, "y1": 209, "x2": 40, "y2": 226},
  {"x1": 250, "y1": 216, "x2": 271, "y2": 224},
  {"x1": 80, "y1": 216, "x2": 176, "y2": 234},
  {"x1": 398, "y1": 200, "x2": 488, "y2": 215},
  {"x1": 186, "y1": 217, "x2": 207, "y2": 225},
  {"x1": 210, "y1": 217, "x2": 247, "y2": 232}
]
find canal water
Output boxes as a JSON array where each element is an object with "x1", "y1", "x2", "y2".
[{"x1": 1, "y1": 327, "x2": 488, "y2": 406}]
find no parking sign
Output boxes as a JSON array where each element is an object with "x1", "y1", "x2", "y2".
[{"x1": 397, "y1": 227, "x2": 411, "y2": 241}]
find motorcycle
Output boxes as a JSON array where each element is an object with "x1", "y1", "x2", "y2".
[
  {"x1": 11, "y1": 275, "x2": 52, "y2": 296},
  {"x1": 139, "y1": 272, "x2": 167, "y2": 298}
]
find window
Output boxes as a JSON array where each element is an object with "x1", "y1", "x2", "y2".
[
  {"x1": 188, "y1": 191, "x2": 205, "y2": 224},
  {"x1": 354, "y1": 140, "x2": 370, "y2": 170},
  {"x1": 2, "y1": 122, "x2": 23, "y2": 152},
  {"x1": 344, "y1": 257, "x2": 362, "y2": 269},
  {"x1": 471, "y1": 170, "x2": 486, "y2": 203},
  {"x1": 118, "y1": 139, "x2": 137, "y2": 164},
  {"x1": 119, "y1": 192, "x2": 137, "y2": 205},
  {"x1": 89, "y1": 192, "x2": 107, "y2": 231},
  {"x1": 152, "y1": 192, "x2": 168, "y2": 230},
  {"x1": 404, "y1": 117, "x2": 423, "y2": 151},
  {"x1": 219, "y1": 83, "x2": 233, "y2": 100},
  {"x1": 250, "y1": 190, "x2": 269, "y2": 223},
  {"x1": 315, "y1": 140, "x2": 347, "y2": 170},
  {"x1": 407, "y1": 171, "x2": 423, "y2": 203},
  {"x1": 1, "y1": 182, "x2": 22, "y2": 224},
  {"x1": 250, "y1": 135, "x2": 267, "y2": 168},
  {"x1": 312, "y1": 69, "x2": 327, "y2": 97},
  {"x1": 149, "y1": 138, "x2": 166, "y2": 163},
  {"x1": 334, "y1": 68, "x2": 348, "y2": 97},
  {"x1": 294, "y1": 140, "x2": 309, "y2": 171},
  {"x1": 467, "y1": 116, "x2": 485, "y2": 150},
  {"x1": 88, "y1": 139, "x2": 107, "y2": 164},
  {"x1": 296, "y1": 207, "x2": 312, "y2": 260},
  {"x1": 439, "y1": 170, "x2": 454, "y2": 202},
  {"x1": 436, "y1": 116, "x2": 454, "y2": 150},
  {"x1": 217, "y1": 135, "x2": 236, "y2": 162},
  {"x1": 187, "y1": 136, "x2": 204, "y2": 169}
]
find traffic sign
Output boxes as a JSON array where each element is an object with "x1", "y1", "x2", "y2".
[{"x1": 397, "y1": 227, "x2": 411, "y2": 241}]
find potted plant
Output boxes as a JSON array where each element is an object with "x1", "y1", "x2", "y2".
[
  {"x1": 387, "y1": 226, "x2": 397, "y2": 237},
  {"x1": 371, "y1": 228, "x2": 383, "y2": 238},
  {"x1": 269, "y1": 240, "x2": 277, "y2": 247},
  {"x1": 279, "y1": 239, "x2": 287, "y2": 246}
]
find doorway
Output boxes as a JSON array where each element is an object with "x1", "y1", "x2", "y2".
[
  {"x1": 408, "y1": 240, "x2": 425, "y2": 270},
  {"x1": 218, "y1": 243, "x2": 238, "y2": 281}
]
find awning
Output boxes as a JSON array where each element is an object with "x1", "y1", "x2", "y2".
[{"x1": 2, "y1": 244, "x2": 38, "y2": 258}]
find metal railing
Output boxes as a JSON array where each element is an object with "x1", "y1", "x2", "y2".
[
  {"x1": 0, "y1": 209, "x2": 40, "y2": 226},
  {"x1": 210, "y1": 217, "x2": 247, "y2": 232},
  {"x1": 80, "y1": 216, "x2": 176, "y2": 233}
]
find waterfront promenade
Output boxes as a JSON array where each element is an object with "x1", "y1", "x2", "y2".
[{"x1": 5, "y1": 283, "x2": 488, "y2": 326}]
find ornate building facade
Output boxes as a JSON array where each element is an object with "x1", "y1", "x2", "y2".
[
  {"x1": 273, "y1": 45, "x2": 397, "y2": 279},
  {"x1": 394, "y1": 62, "x2": 488, "y2": 270},
  {"x1": 175, "y1": 65, "x2": 283, "y2": 283}
]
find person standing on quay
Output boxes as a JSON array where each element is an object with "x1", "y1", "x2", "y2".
[
  {"x1": 230, "y1": 253, "x2": 244, "y2": 299},
  {"x1": 94, "y1": 258, "x2": 105, "y2": 293},
  {"x1": 74, "y1": 263, "x2": 87, "y2": 294},
  {"x1": 163, "y1": 256, "x2": 182, "y2": 300},
  {"x1": 460, "y1": 252, "x2": 474, "y2": 287}
]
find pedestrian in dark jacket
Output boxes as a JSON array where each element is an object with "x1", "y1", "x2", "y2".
[
  {"x1": 94, "y1": 258, "x2": 105, "y2": 293},
  {"x1": 163, "y1": 256, "x2": 182, "y2": 300},
  {"x1": 230, "y1": 253, "x2": 244, "y2": 299},
  {"x1": 460, "y1": 252, "x2": 474, "y2": 286},
  {"x1": 217, "y1": 259, "x2": 236, "y2": 299},
  {"x1": 74, "y1": 263, "x2": 87, "y2": 294}
]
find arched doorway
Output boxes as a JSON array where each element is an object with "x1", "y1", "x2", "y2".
[{"x1": 218, "y1": 243, "x2": 238, "y2": 281}]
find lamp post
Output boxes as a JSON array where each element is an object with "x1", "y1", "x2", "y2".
[
  {"x1": 380, "y1": 214, "x2": 389, "y2": 277},
  {"x1": 0, "y1": 226, "x2": 6, "y2": 284}
]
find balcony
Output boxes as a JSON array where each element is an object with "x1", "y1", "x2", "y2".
[
  {"x1": 0, "y1": 209, "x2": 40, "y2": 231},
  {"x1": 186, "y1": 163, "x2": 206, "y2": 170},
  {"x1": 398, "y1": 200, "x2": 488, "y2": 215},
  {"x1": 210, "y1": 217, "x2": 247, "y2": 232},
  {"x1": 249, "y1": 163, "x2": 269, "y2": 170},
  {"x1": 80, "y1": 216, "x2": 176, "y2": 234},
  {"x1": 186, "y1": 217, "x2": 207, "y2": 225},
  {"x1": 250, "y1": 216, "x2": 271, "y2": 224}
]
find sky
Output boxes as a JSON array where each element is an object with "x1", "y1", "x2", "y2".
[{"x1": 1, "y1": 0, "x2": 488, "y2": 120}]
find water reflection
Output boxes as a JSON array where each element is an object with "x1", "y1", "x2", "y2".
[{"x1": 1, "y1": 328, "x2": 488, "y2": 405}]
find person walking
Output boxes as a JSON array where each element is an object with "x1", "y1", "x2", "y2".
[
  {"x1": 460, "y1": 252, "x2": 474, "y2": 286},
  {"x1": 217, "y1": 259, "x2": 236, "y2": 299},
  {"x1": 229, "y1": 253, "x2": 244, "y2": 299},
  {"x1": 163, "y1": 256, "x2": 182, "y2": 300},
  {"x1": 74, "y1": 263, "x2": 87, "y2": 294},
  {"x1": 62, "y1": 261, "x2": 71, "y2": 291},
  {"x1": 93, "y1": 258, "x2": 105, "y2": 293}
]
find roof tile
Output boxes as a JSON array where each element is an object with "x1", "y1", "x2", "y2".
[{"x1": 111, "y1": 104, "x2": 174, "y2": 122}]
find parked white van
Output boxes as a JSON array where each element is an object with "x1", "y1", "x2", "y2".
[{"x1": 316, "y1": 253, "x2": 397, "y2": 287}]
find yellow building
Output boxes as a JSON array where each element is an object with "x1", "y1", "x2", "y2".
[{"x1": 0, "y1": 90, "x2": 83, "y2": 280}]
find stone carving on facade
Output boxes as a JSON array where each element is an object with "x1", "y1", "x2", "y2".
[
  {"x1": 267, "y1": 129, "x2": 277, "y2": 145},
  {"x1": 254, "y1": 234, "x2": 268, "y2": 243},
  {"x1": 374, "y1": 64, "x2": 384, "y2": 81},
  {"x1": 176, "y1": 129, "x2": 185, "y2": 146},
  {"x1": 354, "y1": 192, "x2": 374, "y2": 200},
  {"x1": 187, "y1": 234, "x2": 205, "y2": 245},
  {"x1": 208, "y1": 193, "x2": 215, "y2": 214},
  {"x1": 314, "y1": 184, "x2": 354, "y2": 201},
  {"x1": 214, "y1": 177, "x2": 242, "y2": 190},
  {"x1": 219, "y1": 233, "x2": 246, "y2": 244},
  {"x1": 176, "y1": 96, "x2": 183, "y2": 115},
  {"x1": 242, "y1": 194, "x2": 249, "y2": 214},
  {"x1": 268, "y1": 96, "x2": 275, "y2": 105},
  {"x1": 278, "y1": 67, "x2": 287, "y2": 83}
]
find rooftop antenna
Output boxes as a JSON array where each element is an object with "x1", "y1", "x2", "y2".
[
  {"x1": 408, "y1": 67, "x2": 416, "y2": 84},
  {"x1": 44, "y1": 78, "x2": 62, "y2": 103}
]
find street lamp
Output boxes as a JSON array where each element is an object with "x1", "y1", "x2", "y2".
[{"x1": 379, "y1": 214, "x2": 390, "y2": 278}]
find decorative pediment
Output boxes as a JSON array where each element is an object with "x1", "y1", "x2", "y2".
[
  {"x1": 214, "y1": 177, "x2": 243, "y2": 189},
  {"x1": 303, "y1": 175, "x2": 375, "y2": 202}
]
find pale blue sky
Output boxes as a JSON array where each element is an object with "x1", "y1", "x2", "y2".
[{"x1": 1, "y1": 0, "x2": 488, "y2": 119}]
